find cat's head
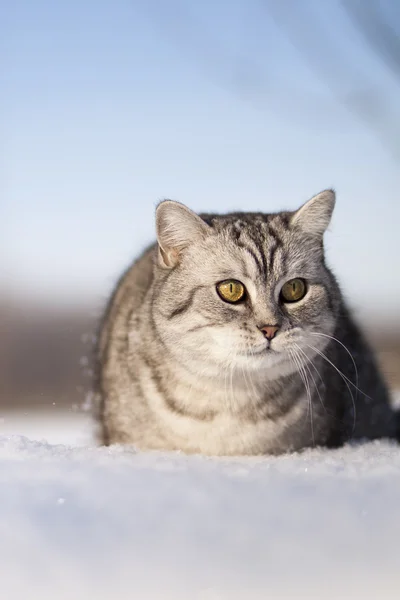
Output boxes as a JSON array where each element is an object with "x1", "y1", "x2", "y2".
[{"x1": 151, "y1": 191, "x2": 341, "y2": 379}]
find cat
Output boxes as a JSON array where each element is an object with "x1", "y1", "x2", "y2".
[{"x1": 95, "y1": 190, "x2": 398, "y2": 454}]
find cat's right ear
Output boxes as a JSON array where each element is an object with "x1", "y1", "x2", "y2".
[
  {"x1": 290, "y1": 189, "x2": 335, "y2": 237},
  {"x1": 155, "y1": 200, "x2": 210, "y2": 268}
]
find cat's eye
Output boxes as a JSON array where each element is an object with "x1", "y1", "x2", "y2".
[
  {"x1": 280, "y1": 278, "x2": 307, "y2": 303},
  {"x1": 217, "y1": 280, "x2": 246, "y2": 303}
]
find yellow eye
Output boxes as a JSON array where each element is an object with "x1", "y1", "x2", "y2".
[
  {"x1": 217, "y1": 280, "x2": 246, "y2": 303},
  {"x1": 280, "y1": 278, "x2": 307, "y2": 303}
]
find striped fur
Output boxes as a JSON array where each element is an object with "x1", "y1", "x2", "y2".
[{"x1": 95, "y1": 190, "x2": 397, "y2": 454}]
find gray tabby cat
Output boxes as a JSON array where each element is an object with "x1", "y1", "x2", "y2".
[{"x1": 95, "y1": 190, "x2": 398, "y2": 454}]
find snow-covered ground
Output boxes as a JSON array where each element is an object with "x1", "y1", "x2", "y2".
[
  {"x1": 0, "y1": 409, "x2": 94, "y2": 447},
  {"x1": 1, "y1": 399, "x2": 400, "y2": 600}
]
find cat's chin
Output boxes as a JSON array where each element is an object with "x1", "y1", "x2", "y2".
[{"x1": 237, "y1": 347, "x2": 289, "y2": 371}]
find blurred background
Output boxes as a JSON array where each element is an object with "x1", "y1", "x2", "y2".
[{"x1": 1, "y1": 0, "x2": 399, "y2": 445}]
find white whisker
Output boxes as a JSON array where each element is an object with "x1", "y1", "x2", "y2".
[
  {"x1": 223, "y1": 362, "x2": 229, "y2": 413},
  {"x1": 244, "y1": 346, "x2": 261, "y2": 404},
  {"x1": 229, "y1": 360, "x2": 235, "y2": 414},
  {"x1": 293, "y1": 343, "x2": 327, "y2": 416},
  {"x1": 310, "y1": 332, "x2": 359, "y2": 403},
  {"x1": 240, "y1": 362, "x2": 253, "y2": 411},
  {"x1": 306, "y1": 343, "x2": 357, "y2": 434},
  {"x1": 290, "y1": 348, "x2": 315, "y2": 446}
]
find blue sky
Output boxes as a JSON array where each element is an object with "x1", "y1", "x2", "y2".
[{"x1": 2, "y1": 0, "x2": 400, "y2": 321}]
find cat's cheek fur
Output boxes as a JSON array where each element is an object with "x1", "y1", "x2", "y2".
[{"x1": 283, "y1": 287, "x2": 337, "y2": 334}]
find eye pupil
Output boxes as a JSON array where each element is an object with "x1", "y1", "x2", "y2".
[
  {"x1": 217, "y1": 280, "x2": 246, "y2": 304},
  {"x1": 281, "y1": 278, "x2": 306, "y2": 303}
]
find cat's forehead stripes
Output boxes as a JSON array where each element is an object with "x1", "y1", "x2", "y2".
[{"x1": 202, "y1": 212, "x2": 289, "y2": 278}]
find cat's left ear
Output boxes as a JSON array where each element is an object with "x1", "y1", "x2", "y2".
[
  {"x1": 156, "y1": 200, "x2": 210, "y2": 268},
  {"x1": 290, "y1": 189, "x2": 335, "y2": 237}
]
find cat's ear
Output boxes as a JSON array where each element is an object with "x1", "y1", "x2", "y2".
[
  {"x1": 290, "y1": 189, "x2": 335, "y2": 237},
  {"x1": 156, "y1": 200, "x2": 210, "y2": 268}
]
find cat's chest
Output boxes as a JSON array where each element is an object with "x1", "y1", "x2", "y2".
[
  {"x1": 139, "y1": 368, "x2": 311, "y2": 454},
  {"x1": 164, "y1": 408, "x2": 310, "y2": 455}
]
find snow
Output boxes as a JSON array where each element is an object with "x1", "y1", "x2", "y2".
[
  {"x1": 0, "y1": 409, "x2": 94, "y2": 446},
  {"x1": 1, "y1": 402, "x2": 400, "y2": 600}
]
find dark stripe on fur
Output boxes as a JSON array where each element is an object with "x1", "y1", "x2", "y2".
[
  {"x1": 140, "y1": 351, "x2": 217, "y2": 422},
  {"x1": 244, "y1": 231, "x2": 268, "y2": 275},
  {"x1": 245, "y1": 243, "x2": 265, "y2": 274},
  {"x1": 167, "y1": 285, "x2": 204, "y2": 319},
  {"x1": 243, "y1": 375, "x2": 304, "y2": 423}
]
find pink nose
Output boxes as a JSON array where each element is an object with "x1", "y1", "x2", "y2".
[{"x1": 260, "y1": 325, "x2": 279, "y2": 340}]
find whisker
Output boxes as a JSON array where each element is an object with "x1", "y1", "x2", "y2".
[
  {"x1": 246, "y1": 365, "x2": 262, "y2": 417},
  {"x1": 297, "y1": 346, "x2": 325, "y2": 386},
  {"x1": 244, "y1": 346, "x2": 260, "y2": 400},
  {"x1": 240, "y1": 361, "x2": 254, "y2": 413},
  {"x1": 290, "y1": 347, "x2": 315, "y2": 446},
  {"x1": 310, "y1": 332, "x2": 359, "y2": 404},
  {"x1": 309, "y1": 336, "x2": 374, "y2": 402},
  {"x1": 223, "y1": 362, "x2": 229, "y2": 413},
  {"x1": 293, "y1": 343, "x2": 328, "y2": 416},
  {"x1": 229, "y1": 360, "x2": 236, "y2": 415},
  {"x1": 306, "y1": 343, "x2": 357, "y2": 435}
]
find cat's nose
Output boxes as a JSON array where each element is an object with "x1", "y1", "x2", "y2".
[{"x1": 260, "y1": 325, "x2": 280, "y2": 340}]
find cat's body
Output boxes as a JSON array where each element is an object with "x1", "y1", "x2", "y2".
[{"x1": 96, "y1": 191, "x2": 397, "y2": 454}]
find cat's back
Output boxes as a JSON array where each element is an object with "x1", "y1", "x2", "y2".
[
  {"x1": 115, "y1": 244, "x2": 155, "y2": 311},
  {"x1": 94, "y1": 244, "x2": 156, "y2": 443},
  {"x1": 96, "y1": 245, "x2": 155, "y2": 403}
]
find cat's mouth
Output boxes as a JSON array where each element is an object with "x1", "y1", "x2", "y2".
[{"x1": 246, "y1": 343, "x2": 274, "y2": 356}]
